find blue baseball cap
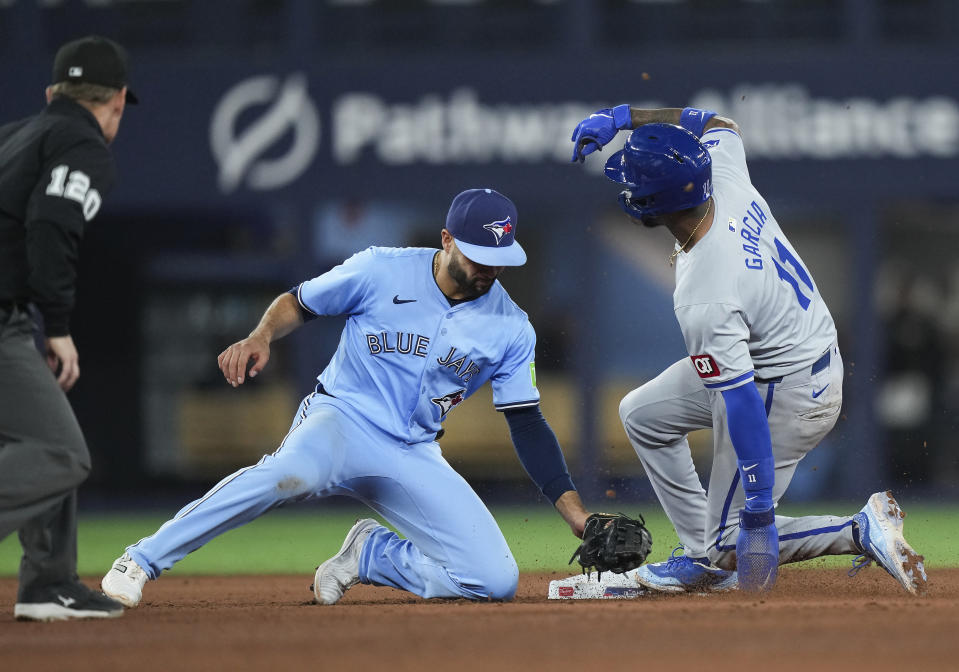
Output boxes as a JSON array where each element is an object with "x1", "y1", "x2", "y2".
[{"x1": 445, "y1": 188, "x2": 527, "y2": 267}]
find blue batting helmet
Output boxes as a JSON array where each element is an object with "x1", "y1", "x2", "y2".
[{"x1": 604, "y1": 123, "x2": 712, "y2": 218}]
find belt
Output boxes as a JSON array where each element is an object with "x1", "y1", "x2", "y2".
[
  {"x1": 755, "y1": 349, "x2": 831, "y2": 385},
  {"x1": 0, "y1": 301, "x2": 28, "y2": 313},
  {"x1": 0, "y1": 301, "x2": 29, "y2": 322},
  {"x1": 811, "y1": 349, "x2": 831, "y2": 375}
]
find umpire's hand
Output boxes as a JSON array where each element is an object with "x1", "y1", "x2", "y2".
[
  {"x1": 218, "y1": 334, "x2": 271, "y2": 387},
  {"x1": 46, "y1": 335, "x2": 80, "y2": 391}
]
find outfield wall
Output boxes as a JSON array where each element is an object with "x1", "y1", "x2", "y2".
[{"x1": 2, "y1": 1, "x2": 957, "y2": 501}]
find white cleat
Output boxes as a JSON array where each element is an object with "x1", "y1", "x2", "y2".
[
  {"x1": 851, "y1": 491, "x2": 928, "y2": 596},
  {"x1": 547, "y1": 570, "x2": 648, "y2": 600},
  {"x1": 312, "y1": 518, "x2": 380, "y2": 605},
  {"x1": 101, "y1": 553, "x2": 149, "y2": 608}
]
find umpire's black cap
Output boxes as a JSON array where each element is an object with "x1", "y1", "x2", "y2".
[{"x1": 52, "y1": 36, "x2": 138, "y2": 104}]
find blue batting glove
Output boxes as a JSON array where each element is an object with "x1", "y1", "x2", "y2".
[{"x1": 570, "y1": 104, "x2": 632, "y2": 163}]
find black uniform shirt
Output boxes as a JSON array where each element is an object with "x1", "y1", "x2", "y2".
[{"x1": 0, "y1": 97, "x2": 116, "y2": 336}]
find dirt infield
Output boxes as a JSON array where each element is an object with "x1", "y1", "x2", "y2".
[{"x1": 2, "y1": 568, "x2": 957, "y2": 672}]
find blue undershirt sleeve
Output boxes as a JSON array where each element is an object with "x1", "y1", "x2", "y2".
[
  {"x1": 720, "y1": 382, "x2": 774, "y2": 512},
  {"x1": 504, "y1": 405, "x2": 576, "y2": 505}
]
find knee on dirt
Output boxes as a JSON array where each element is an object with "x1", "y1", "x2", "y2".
[{"x1": 456, "y1": 557, "x2": 519, "y2": 601}]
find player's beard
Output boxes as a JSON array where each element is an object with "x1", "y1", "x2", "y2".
[
  {"x1": 448, "y1": 252, "x2": 498, "y2": 299},
  {"x1": 624, "y1": 212, "x2": 663, "y2": 229}
]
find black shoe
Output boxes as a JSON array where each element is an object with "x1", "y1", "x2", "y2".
[{"x1": 14, "y1": 580, "x2": 124, "y2": 621}]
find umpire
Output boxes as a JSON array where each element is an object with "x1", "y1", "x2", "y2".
[{"x1": 0, "y1": 36, "x2": 136, "y2": 621}]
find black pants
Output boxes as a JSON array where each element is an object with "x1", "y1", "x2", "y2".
[{"x1": 0, "y1": 307, "x2": 90, "y2": 600}]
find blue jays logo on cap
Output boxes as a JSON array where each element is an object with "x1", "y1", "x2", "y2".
[
  {"x1": 483, "y1": 216, "x2": 513, "y2": 245},
  {"x1": 446, "y1": 188, "x2": 527, "y2": 267}
]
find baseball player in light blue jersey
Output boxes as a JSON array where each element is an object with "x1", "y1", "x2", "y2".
[
  {"x1": 555, "y1": 106, "x2": 927, "y2": 597},
  {"x1": 101, "y1": 188, "x2": 591, "y2": 607}
]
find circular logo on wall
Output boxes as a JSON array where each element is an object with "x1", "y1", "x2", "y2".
[{"x1": 210, "y1": 74, "x2": 320, "y2": 193}]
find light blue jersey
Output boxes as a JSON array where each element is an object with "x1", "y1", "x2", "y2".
[
  {"x1": 122, "y1": 244, "x2": 544, "y2": 602},
  {"x1": 296, "y1": 246, "x2": 539, "y2": 443}
]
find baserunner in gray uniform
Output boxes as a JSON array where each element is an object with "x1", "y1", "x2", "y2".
[{"x1": 553, "y1": 104, "x2": 927, "y2": 598}]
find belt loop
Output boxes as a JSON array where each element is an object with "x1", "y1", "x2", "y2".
[
  {"x1": 0, "y1": 304, "x2": 17, "y2": 329},
  {"x1": 811, "y1": 349, "x2": 831, "y2": 376}
]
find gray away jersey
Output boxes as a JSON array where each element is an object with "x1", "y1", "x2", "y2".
[{"x1": 672, "y1": 127, "x2": 837, "y2": 391}]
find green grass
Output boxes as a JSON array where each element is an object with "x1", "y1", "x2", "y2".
[{"x1": 1, "y1": 503, "x2": 956, "y2": 577}]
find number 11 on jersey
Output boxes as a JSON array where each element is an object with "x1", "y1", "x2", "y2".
[{"x1": 771, "y1": 237, "x2": 814, "y2": 310}]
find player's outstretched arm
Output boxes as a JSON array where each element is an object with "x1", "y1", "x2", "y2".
[
  {"x1": 217, "y1": 292, "x2": 304, "y2": 387},
  {"x1": 571, "y1": 105, "x2": 740, "y2": 162},
  {"x1": 554, "y1": 490, "x2": 590, "y2": 539},
  {"x1": 504, "y1": 406, "x2": 589, "y2": 537},
  {"x1": 623, "y1": 107, "x2": 740, "y2": 137}
]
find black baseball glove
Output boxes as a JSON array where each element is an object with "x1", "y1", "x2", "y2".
[{"x1": 569, "y1": 512, "x2": 653, "y2": 578}]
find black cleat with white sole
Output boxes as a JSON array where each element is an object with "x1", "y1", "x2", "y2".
[{"x1": 14, "y1": 580, "x2": 124, "y2": 622}]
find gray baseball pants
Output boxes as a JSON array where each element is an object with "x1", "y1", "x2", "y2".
[
  {"x1": 0, "y1": 307, "x2": 91, "y2": 600},
  {"x1": 620, "y1": 344, "x2": 859, "y2": 570}
]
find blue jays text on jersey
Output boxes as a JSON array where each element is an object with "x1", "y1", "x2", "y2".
[
  {"x1": 366, "y1": 332, "x2": 431, "y2": 357},
  {"x1": 366, "y1": 334, "x2": 482, "y2": 383},
  {"x1": 295, "y1": 246, "x2": 540, "y2": 444}
]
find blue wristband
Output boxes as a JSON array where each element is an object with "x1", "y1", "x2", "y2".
[
  {"x1": 680, "y1": 107, "x2": 717, "y2": 137},
  {"x1": 611, "y1": 103, "x2": 632, "y2": 130},
  {"x1": 740, "y1": 507, "x2": 775, "y2": 529}
]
